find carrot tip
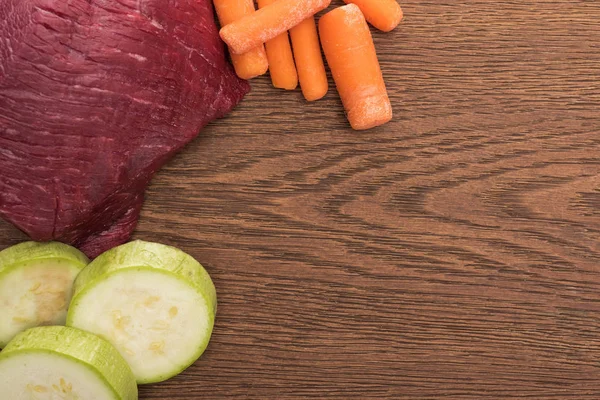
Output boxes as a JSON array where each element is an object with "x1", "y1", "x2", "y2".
[
  {"x1": 342, "y1": 0, "x2": 403, "y2": 32},
  {"x1": 303, "y1": 89, "x2": 328, "y2": 102},
  {"x1": 349, "y1": 96, "x2": 393, "y2": 130},
  {"x1": 274, "y1": 82, "x2": 299, "y2": 90},
  {"x1": 235, "y1": 65, "x2": 269, "y2": 80}
]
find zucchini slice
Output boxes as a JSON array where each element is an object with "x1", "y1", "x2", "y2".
[
  {"x1": 67, "y1": 240, "x2": 217, "y2": 384},
  {"x1": 0, "y1": 326, "x2": 137, "y2": 400},
  {"x1": 0, "y1": 241, "x2": 89, "y2": 347}
]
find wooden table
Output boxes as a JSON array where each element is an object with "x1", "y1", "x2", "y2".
[{"x1": 2, "y1": 0, "x2": 599, "y2": 398}]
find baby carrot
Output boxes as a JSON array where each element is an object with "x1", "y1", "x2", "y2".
[
  {"x1": 343, "y1": 0, "x2": 403, "y2": 32},
  {"x1": 289, "y1": 17, "x2": 328, "y2": 101},
  {"x1": 214, "y1": 0, "x2": 269, "y2": 79},
  {"x1": 319, "y1": 4, "x2": 392, "y2": 130},
  {"x1": 257, "y1": 0, "x2": 298, "y2": 90},
  {"x1": 220, "y1": 0, "x2": 332, "y2": 55}
]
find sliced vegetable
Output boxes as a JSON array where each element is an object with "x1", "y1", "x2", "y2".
[
  {"x1": 67, "y1": 240, "x2": 217, "y2": 384},
  {"x1": 343, "y1": 0, "x2": 403, "y2": 32},
  {"x1": 0, "y1": 326, "x2": 137, "y2": 400},
  {"x1": 289, "y1": 16, "x2": 328, "y2": 101},
  {"x1": 220, "y1": 0, "x2": 332, "y2": 55},
  {"x1": 257, "y1": 0, "x2": 299, "y2": 90},
  {"x1": 0, "y1": 241, "x2": 89, "y2": 348},
  {"x1": 319, "y1": 5, "x2": 393, "y2": 130},
  {"x1": 214, "y1": 0, "x2": 269, "y2": 79}
]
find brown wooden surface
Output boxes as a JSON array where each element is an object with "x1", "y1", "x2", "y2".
[{"x1": 2, "y1": 0, "x2": 600, "y2": 398}]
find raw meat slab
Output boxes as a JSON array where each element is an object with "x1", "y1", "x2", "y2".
[{"x1": 0, "y1": 0, "x2": 249, "y2": 257}]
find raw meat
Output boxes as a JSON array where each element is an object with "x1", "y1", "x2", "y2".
[{"x1": 0, "y1": 0, "x2": 249, "y2": 257}]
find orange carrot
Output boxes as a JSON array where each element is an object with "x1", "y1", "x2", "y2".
[
  {"x1": 319, "y1": 4, "x2": 392, "y2": 130},
  {"x1": 289, "y1": 17, "x2": 328, "y2": 101},
  {"x1": 213, "y1": 0, "x2": 269, "y2": 79},
  {"x1": 220, "y1": 0, "x2": 332, "y2": 55},
  {"x1": 257, "y1": 0, "x2": 298, "y2": 90},
  {"x1": 342, "y1": 0, "x2": 403, "y2": 32}
]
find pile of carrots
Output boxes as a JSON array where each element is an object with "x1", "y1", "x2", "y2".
[{"x1": 214, "y1": 0, "x2": 403, "y2": 130}]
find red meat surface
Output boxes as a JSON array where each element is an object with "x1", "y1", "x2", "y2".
[{"x1": 0, "y1": 0, "x2": 249, "y2": 257}]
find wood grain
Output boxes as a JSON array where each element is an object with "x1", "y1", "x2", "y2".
[{"x1": 2, "y1": 0, "x2": 600, "y2": 398}]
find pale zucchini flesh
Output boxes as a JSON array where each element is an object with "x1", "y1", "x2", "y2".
[
  {"x1": 69, "y1": 268, "x2": 211, "y2": 383},
  {"x1": 0, "y1": 242, "x2": 89, "y2": 347},
  {"x1": 0, "y1": 326, "x2": 137, "y2": 400},
  {"x1": 67, "y1": 240, "x2": 217, "y2": 384}
]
